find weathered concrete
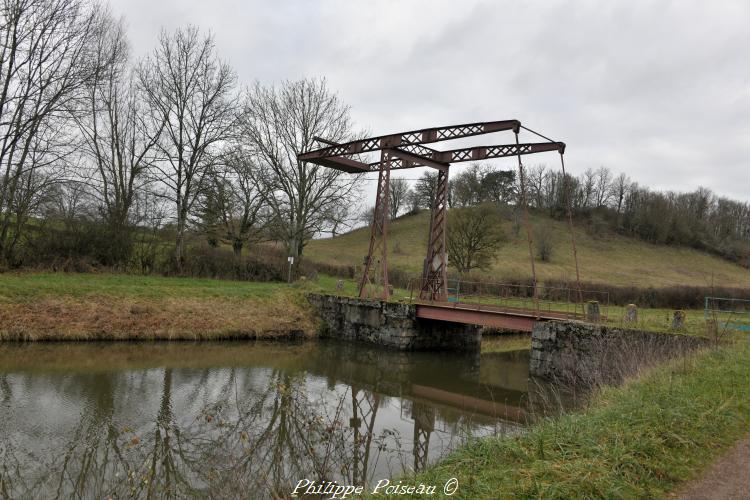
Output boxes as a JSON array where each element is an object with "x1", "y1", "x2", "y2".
[
  {"x1": 530, "y1": 320, "x2": 709, "y2": 384},
  {"x1": 624, "y1": 304, "x2": 638, "y2": 323},
  {"x1": 307, "y1": 294, "x2": 481, "y2": 351}
]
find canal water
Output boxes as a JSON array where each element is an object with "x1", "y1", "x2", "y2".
[{"x1": 0, "y1": 340, "x2": 546, "y2": 498}]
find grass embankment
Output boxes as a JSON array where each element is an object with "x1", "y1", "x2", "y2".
[
  {"x1": 307, "y1": 210, "x2": 750, "y2": 288},
  {"x1": 0, "y1": 272, "x2": 317, "y2": 341},
  {"x1": 408, "y1": 343, "x2": 750, "y2": 499}
]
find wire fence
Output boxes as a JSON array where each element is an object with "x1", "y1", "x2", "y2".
[{"x1": 704, "y1": 297, "x2": 750, "y2": 332}]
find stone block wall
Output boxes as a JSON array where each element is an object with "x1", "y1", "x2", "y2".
[
  {"x1": 530, "y1": 320, "x2": 709, "y2": 384},
  {"x1": 307, "y1": 294, "x2": 481, "y2": 351}
]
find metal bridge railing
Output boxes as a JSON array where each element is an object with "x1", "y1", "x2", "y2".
[{"x1": 408, "y1": 277, "x2": 610, "y2": 320}]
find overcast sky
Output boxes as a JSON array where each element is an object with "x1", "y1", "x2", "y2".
[{"x1": 109, "y1": 0, "x2": 750, "y2": 202}]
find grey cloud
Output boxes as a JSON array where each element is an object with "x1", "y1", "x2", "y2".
[{"x1": 109, "y1": 0, "x2": 750, "y2": 201}]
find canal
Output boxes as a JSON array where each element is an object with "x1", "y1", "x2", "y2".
[{"x1": 0, "y1": 340, "x2": 550, "y2": 498}]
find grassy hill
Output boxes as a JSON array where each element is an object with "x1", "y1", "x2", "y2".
[{"x1": 306, "y1": 210, "x2": 750, "y2": 288}]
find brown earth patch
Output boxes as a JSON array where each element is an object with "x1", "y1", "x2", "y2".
[
  {"x1": 0, "y1": 294, "x2": 317, "y2": 341},
  {"x1": 675, "y1": 436, "x2": 750, "y2": 500}
]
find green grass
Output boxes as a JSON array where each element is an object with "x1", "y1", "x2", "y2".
[
  {"x1": 0, "y1": 271, "x2": 320, "y2": 341},
  {"x1": 0, "y1": 272, "x2": 288, "y2": 301},
  {"x1": 311, "y1": 274, "x2": 414, "y2": 301},
  {"x1": 307, "y1": 210, "x2": 750, "y2": 288},
  {"x1": 405, "y1": 343, "x2": 750, "y2": 499},
  {"x1": 481, "y1": 334, "x2": 531, "y2": 353}
]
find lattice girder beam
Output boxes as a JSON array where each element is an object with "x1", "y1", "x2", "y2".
[
  {"x1": 298, "y1": 120, "x2": 521, "y2": 161},
  {"x1": 367, "y1": 141, "x2": 565, "y2": 171}
]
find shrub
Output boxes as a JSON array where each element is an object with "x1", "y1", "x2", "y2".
[{"x1": 535, "y1": 224, "x2": 554, "y2": 262}]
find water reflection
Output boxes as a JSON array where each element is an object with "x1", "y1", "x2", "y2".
[{"x1": 0, "y1": 341, "x2": 533, "y2": 498}]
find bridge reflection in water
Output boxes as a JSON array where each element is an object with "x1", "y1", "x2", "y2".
[{"x1": 0, "y1": 340, "x2": 564, "y2": 498}]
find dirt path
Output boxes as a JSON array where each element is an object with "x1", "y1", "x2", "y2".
[{"x1": 676, "y1": 437, "x2": 750, "y2": 499}]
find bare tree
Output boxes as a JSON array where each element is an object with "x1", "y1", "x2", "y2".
[
  {"x1": 405, "y1": 190, "x2": 421, "y2": 214},
  {"x1": 535, "y1": 223, "x2": 554, "y2": 262},
  {"x1": 446, "y1": 204, "x2": 504, "y2": 273},
  {"x1": 593, "y1": 166, "x2": 613, "y2": 208},
  {"x1": 323, "y1": 203, "x2": 353, "y2": 237},
  {"x1": 199, "y1": 147, "x2": 265, "y2": 260},
  {"x1": 75, "y1": 12, "x2": 163, "y2": 264},
  {"x1": 239, "y1": 78, "x2": 361, "y2": 270},
  {"x1": 0, "y1": 0, "x2": 105, "y2": 264},
  {"x1": 524, "y1": 165, "x2": 542, "y2": 209},
  {"x1": 411, "y1": 171, "x2": 438, "y2": 210},
  {"x1": 358, "y1": 205, "x2": 375, "y2": 227},
  {"x1": 388, "y1": 177, "x2": 410, "y2": 219},
  {"x1": 609, "y1": 172, "x2": 630, "y2": 215},
  {"x1": 579, "y1": 168, "x2": 596, "y2": 209},
  {"x1": 138, "y1": 26, "x2": 237, "y2": 271},
  {"x1": 482, "y1": 168, "x2": 516, "y2": 205},
  {"x1": 450, "y1": 163, "x2": 483, "y2": 207}
]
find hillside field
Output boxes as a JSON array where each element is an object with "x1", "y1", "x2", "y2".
[{"x1": 306, "y1": 210, "x2": 750, "y2": 288}]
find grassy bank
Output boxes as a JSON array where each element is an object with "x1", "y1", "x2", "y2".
[
  {"x1": 0, "y1": 272, "x2": 317, "y2": 341},
  {"x1": 307, "y1": 210, "x2": 750, "y2": 288},
  {"x1": 408, "y1": 342, "x2": 750, "y2": 498}
]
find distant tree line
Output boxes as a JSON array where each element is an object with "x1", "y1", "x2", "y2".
[
  {"x1": 0, "y1": 0, "x2": 361, "y2": 276},
  {"x1": 523, "y1": 165, "x2": 750, "y2": 264},
  {"x1": 374, "y1": 164, "x2": 749, "y2": 269}
]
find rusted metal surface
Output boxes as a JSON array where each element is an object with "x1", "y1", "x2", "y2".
[
  {"x1": 419, "y1": 167, "x2": 449, "y2": 301},
  {"x1": 358, "y1": 150, "x2": 392, "y2": 299},
  {"x1": 369, "y1": 141, "x2": 565, "y2": 170},
  {"x1": 411, "y1": 384, "x2": 526, "y2": 422},
  {"x1": 414, "y1": 300, "x2": 586, "y2": 332},
  {"x1": 298, "y1": 120, "x2": 522, "y2": 161},
  {"x1": 297, "y1": 119, "x2": 567, "y2": 300},
  {"x1": 415, "y1": 304, "x2": 539, "y2": 332},
  {"x1": 316, "y1": 156, "x2": 370, "y2": 173}
]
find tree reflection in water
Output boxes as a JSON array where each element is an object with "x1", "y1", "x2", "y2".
[{"x1": 0, "y1": 341, "x2": 528, "y2": 498}]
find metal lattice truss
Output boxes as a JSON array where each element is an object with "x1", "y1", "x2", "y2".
[
  {"x1": 411, "y1": 402, "x2": 435, "y2": 473},
  {"x1": 359, "y1": 150, "x2": 393, "y2": 299},
  {"x1": 421, "y1": 168, "x2": 449, "y2": 301},
  {"x1": 298, "y1": 120, "x2": 565, "y2": 172},
  {"x1": 297, "y1": 119, "x2": 565, "y2": 300}
]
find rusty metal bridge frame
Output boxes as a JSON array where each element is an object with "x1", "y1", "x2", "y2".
[{"x1": 298, "y1": 119, "x2": 566, "y2": 306}]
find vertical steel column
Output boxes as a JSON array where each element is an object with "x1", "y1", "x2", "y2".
[
  {"x1": 420, "y1": 166, "x2": 449, "y2": 301},
  {"x1": 358, "y1": 150, "x2": 392, "y2": 299}
]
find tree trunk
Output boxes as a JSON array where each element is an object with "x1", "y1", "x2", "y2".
[
  {"x1": 232, "y1": 238, "x2": 243, "y2": 279},
  {"x1": 175, "y1": 229, "x2": 185, "y2": 273},
  {"x1": 232, "y1": 239, "x2": 243, "y2": 259},
  {"x1": 175, "y1": 198, "x2": 189, "y2": 273}
]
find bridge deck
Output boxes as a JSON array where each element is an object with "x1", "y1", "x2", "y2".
[{"x1": 414, "y1": 301, "x2": 579, "y2": 332}]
